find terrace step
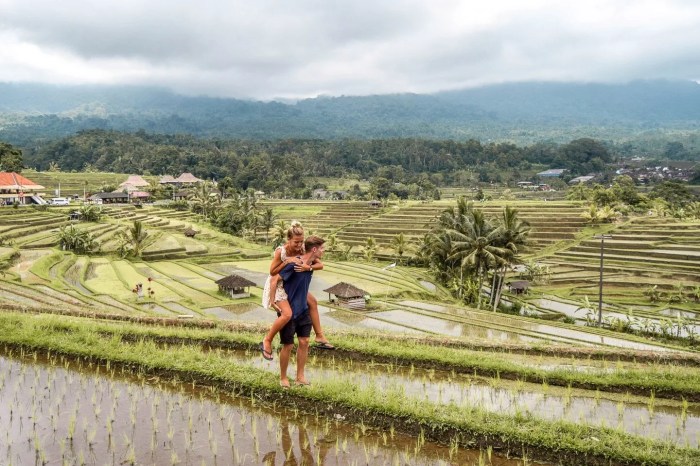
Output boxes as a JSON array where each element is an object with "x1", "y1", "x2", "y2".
[{"x1": 553, "y1": 250, "x2": 700, "y2": 272}]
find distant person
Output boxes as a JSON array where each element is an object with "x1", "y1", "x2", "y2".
[
  {"x1": 259, "y1": 222, "x2": 333, "y2": 362},
  {"x1": 276, "y1": 235, "x2": 325, "y2": 388}
]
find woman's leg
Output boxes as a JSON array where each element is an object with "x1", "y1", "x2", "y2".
[
  {"x1": 268, "y1": 275, "x2": 281, "y2": 311},
  {"x1": 307, "y1": 293, "x2": 332, "y2": 346},
  {"x1": 262, "y1": 300, "x2": 292, "y2": 354}
]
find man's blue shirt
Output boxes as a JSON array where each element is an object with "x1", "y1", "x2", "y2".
[{"x1": 279, "y1": 259, "x2": 313, "y2": 319}]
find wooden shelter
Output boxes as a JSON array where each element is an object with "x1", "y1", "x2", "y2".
[
  {"x1": 215, "y1": 274, "x2": 256, "y2": 298},
  {"x1": 507, "y1": 280, "x2": 529, "y2": 295},
  {"x1": 88, "y1": 192, "x2": 129, "y2": 204},
  {"x1": 323, "y1": 282, "x2": 369, "y2": 310}
]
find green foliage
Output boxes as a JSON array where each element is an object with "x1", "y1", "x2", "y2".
[
  {"x1": 650, "y1": 180, "x2": 697, "y2": 209},
  {"x1": 79, "y1": 204, "x2": 102, "y2": 222},
  {"x1": 115, "y1": 220, "x2": 151, "y2": 258},
  {"x1": 0, "y1": 141, "x2": 23, "y2": 172},
  {"x1": 424, "y1": 198, "x2": 530, "y2": 308},
  {"x1": 58, "y1": 225, "x2": 99, "y2": 254}
]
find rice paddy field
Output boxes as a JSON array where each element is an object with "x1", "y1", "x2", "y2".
[{"x1": 0, "y1": 192, "x2": 699, "y2": 465}]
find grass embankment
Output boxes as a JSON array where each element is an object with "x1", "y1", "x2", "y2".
[
  {"x1": 0, "y1": 311, "x2": 696, "y2": 466},
  {"x1": 3, "y1": 304, "x2": 700, "y2": 400}
]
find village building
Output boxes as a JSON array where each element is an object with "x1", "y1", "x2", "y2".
[
  {"x1": 175, "y1": 173, "x2": 202, "y2": 185},
  {"x1": 0, "y1": 172, "x2": 46, "y2": 205},
  {"x1": 537, "y1": 169, "x2": 566, "y2": 177},
  {"x1": 159, "y1": 175, "x2": 177, "y2": 185},
  {"x1": 507, "y1": 280, "x2": 529, "y2": 295},
  {"x1": 88, "y1": 192, "x2": 129, "y2": 204},
  {"x1": 173, "y1": 189, "x2": 190, "y2": 201},
  {"x1": 128, "y1": 191, "x2": 151, "y2": 203},
  {"x1": 323, "y1": 282, "x2": 369, "y2": 310},
  {"x1": 568, "y1": 175, "x2": 596, "y2": 184},
  {"x1": 215, "y1": 274, "x2": 257, "y2": 298},
  {"x1": 119, "y1": 175, "x2": 150, "y2": 188}
]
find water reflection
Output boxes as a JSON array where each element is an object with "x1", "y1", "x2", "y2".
[
  {"x1": 234, "y1": 349, "x2": 700, "y2": 447},
  {"x1": 0, "y1": 349, "x2": 539, "y2": 466}
]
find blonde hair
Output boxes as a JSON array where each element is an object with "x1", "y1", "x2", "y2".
[
  {"x1": 284, "y1": 221, "x2": 305, "y2": 256},
  {"x1": 286, "y1": 220, "x2": 304, "y2": 240}
]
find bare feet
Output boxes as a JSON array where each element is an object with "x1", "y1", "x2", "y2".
[{"x1": 280, "y1": 379, "x2": 290, "y2": 390}]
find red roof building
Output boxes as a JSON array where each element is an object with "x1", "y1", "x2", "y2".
[{"x1": 0, "y1": 172, "x2": 46, "y2": 205}]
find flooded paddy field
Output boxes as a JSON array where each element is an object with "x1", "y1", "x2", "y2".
[
  {"x1": 223, "y1": 347, "x2": 700, "y2": 447},
  {"x1": 0, "y1": 348, "x2": 540, "y2": 466}
]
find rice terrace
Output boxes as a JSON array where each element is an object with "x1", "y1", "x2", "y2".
[{"x1": 0, "y1": 173, "x2": 699, "y2": 466}]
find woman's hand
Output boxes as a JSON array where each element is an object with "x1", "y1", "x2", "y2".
[{"x1": 293, "y1": 260, "x2": 311, "y2": 272}]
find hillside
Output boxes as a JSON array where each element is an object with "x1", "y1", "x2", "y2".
[{"x1": 1, "y1": 80, "x2": 700, "y2": 145}]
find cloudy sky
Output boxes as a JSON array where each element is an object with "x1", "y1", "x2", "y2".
[{"x1": 1, "y1": 0, "x2": 699, "y2": 100}]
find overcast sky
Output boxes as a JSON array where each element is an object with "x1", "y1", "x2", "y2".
[{"x1": 1, "y1": 0, "x2": 699, "y2": 100}]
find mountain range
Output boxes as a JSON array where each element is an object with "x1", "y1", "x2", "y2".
[{"x1": 1, "y1": 80, "x2": 699, "y2": 145}]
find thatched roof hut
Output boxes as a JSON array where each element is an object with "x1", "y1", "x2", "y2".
[
  {"x1": 215, "y1": 274, "x2": 256, "y2": 298},
  {"x1": 119, "y1": 175, "x2": 149, "y2": 187},
  {"x1": 323, "y1": 282, "x2": 368, "y2": 309},
  {"x1": 175, "y1": 172, "x2": 202, "y2": 184}
]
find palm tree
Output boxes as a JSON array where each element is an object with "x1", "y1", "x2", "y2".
[
  {"x1": 116, "y1": 220, "x2": 152, "y2": 258},
  {"x1": 490, "y1": 206, "x2": 531, "y2": 310},
  {"x1": 447, "y1": 209, "x2": 505, "y2": 308},
  {"x1": 79, "y1": 204, "x2": 102, "y2": 222},
  {"x1": 259, "y1": 208, "x2": 278, "y2": 244},
  {"x1": 189, "y1": 181, "x2": 219, "y2": 220},
  {"x1": 272, "y1": 220, "x2": 287, "y2": 248},
  {"x1": 390, "y1": 233, "x2": 410, "y2": 263},
  {"x1": 363, "y1": 237, "x2": 377, "y2": 262}
]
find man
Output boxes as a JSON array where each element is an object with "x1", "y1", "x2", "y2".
[{"x1": 277, "y1": 235, "x2": 325, "y2": 389}]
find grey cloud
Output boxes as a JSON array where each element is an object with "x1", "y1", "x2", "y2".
[{"x1": 1, "y1": 0, "x2": 699, "y2": 99}]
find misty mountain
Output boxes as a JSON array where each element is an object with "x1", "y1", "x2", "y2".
[{"x1": 1, "y1": 80, "x2": 699, "y2": 145}]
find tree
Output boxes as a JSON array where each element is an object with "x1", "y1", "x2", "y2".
[
  {"x1": 79, "y1": 205, "x2": 102, "y2": 222},
  {"x1": 258, "y1": 208, "x2": 278, "y2": 244},
  {"x1": 116, "y1": 220, "x2": 152, "y2": 258},
  {"x1": 490, "y1": 206, "x2": 530, "y2": 310},
  {"x1": 58, "y1": 226, "x2": 99, "y2": 254},
  {"x1": 363, "y1": 237, "x2": 377, "y2": 262},
  {"x1": 0, "y1": 142, "x2": 23, "y2": 172},
  {"x1": 390, "y1": 233, "x2": 410, "y2": 263},
  {"x1": 650, "y1": 180, "x2": 696, "y2": 209},
  {"x1": 189, "y1": 181, "x2": 220, "y2": 219},
  {"x1": 447, "y1": 209, "x2": 505, "y2": 308}
]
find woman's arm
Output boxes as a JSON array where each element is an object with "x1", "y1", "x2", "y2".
[
  {"x1": 296, "y1": 259, "x2": 323, "y2": 272},
  {"x1": 269, "y1": 248, "x2": 285, "y2": 275},
  {"x1": 270, "y1": 248, "x2": 302, "y2": 276}
]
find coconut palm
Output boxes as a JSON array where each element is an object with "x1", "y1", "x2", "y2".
[
  {"x1": 259, "y1": 208, "x2": 278, "y2": 244},
  {"x1": 390, "y1": 232, "x2": 410, "y2": 263},
  {"x1": 116, "y1": 220, "x2": 153, "y2": 258},
  {"x1": 189, "y1": 181, "x2": 220, "y2": 220},
  {"x1": 363, "y1": 237, "x2": 377, "y2": 262},
  {"x1": 447, "y1": 209, "x2": 505, "y2": 308},
  {"x1": 490, "y1": 206, "x2": 531, "y2": 310},
  {"x1": 79, "y1": 204, "x2": 102, "y2": 222}
]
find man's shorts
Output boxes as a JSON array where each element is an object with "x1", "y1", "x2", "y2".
[{"x1": 280, "y1": 312, "x2": 312, "y2": 345}]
